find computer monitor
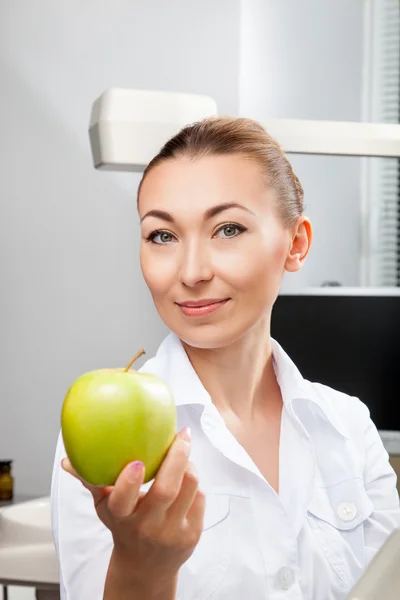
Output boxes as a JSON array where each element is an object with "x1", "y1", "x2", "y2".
[{"x1": 271, "y1": 287, "x2": 400, "y2": 437}]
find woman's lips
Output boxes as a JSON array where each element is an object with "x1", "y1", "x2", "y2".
[{"x1": 177, "y1": 299, "x2": 230, "y2": 317}]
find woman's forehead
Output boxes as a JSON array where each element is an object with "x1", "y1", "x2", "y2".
[{"x1": 138, "y1": 154, "x2": 273, "y2": 216}]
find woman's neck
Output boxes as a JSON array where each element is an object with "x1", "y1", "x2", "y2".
[{"x1": 181, "y1": 317, "x2": 282, "y2": 423}]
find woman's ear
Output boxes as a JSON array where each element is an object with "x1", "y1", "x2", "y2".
[{"x1": 285, "y1": 217, "x2": 313, "y2": 273}]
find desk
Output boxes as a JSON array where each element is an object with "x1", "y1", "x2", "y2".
[
  {"x1": 0, "y1": 496, "x2": 60, "y2": 600},
  {"x1": 0, "y1": 495, "x2": 38, "y2": 509}
]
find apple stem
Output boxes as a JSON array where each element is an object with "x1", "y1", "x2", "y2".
[{"x1": 124, "y1": 349, "x2": 146, "y2": 372}]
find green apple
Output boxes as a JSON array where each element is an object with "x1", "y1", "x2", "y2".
[{"x1": 61, "y1": 349, "x2": 177, "y2": 486}]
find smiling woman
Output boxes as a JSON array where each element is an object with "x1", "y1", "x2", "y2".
[
  {"x1": 137, "y1": 117, "x2": 312, "y2": 351},
  {"x1": 51, "y1": 116, "x2": 400, "y2": 600}
]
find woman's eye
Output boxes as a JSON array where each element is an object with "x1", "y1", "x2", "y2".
[
  {"x1": 215, "y1": 224, "x2": 246, "y2": 239},
  {"x1": 147, "y1": 230, "x2": 175, "y2": 244},
  {"x1": 147, "y1": 224, "x2": 246, "y2": 244}
]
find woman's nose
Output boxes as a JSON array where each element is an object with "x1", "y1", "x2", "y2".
[{"x1": 177, "y1": 244, "x2": 213, "y2": 287}]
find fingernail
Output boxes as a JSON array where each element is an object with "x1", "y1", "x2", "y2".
[
  {"x1": 179, "y1": 427, "x2": 191, "y2": 443},
  {"x1": 127, "y1": 461, "x2": 144, "y2": 483}
]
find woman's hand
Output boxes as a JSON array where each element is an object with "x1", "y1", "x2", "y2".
[{"x1": 61, "y1": 427, "x2": 205, "y2": 594}]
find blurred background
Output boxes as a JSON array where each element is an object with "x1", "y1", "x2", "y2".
[{"x1": 0, "y1": 1, "x2": 399, "y2": 596}]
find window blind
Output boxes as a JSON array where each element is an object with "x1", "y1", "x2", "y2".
[{"x1": 364, "y1": 0, "x2": 400, "y2": 286}]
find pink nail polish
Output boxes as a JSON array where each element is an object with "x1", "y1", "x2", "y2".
[
  {"x1": 127, "y1": 461, "x2": 144, "y2": 483},
  {"x1": 180, "y1": 427, "x2": 191, "y2": 442}
]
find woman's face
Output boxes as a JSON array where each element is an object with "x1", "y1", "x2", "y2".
[{"x1": 139, "y1": 154, "x2": 310, "y2": 349}]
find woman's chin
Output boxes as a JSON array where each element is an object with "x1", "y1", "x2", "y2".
[{"x1": 174, "y1": 322, "x2": 247, "y2": 350}]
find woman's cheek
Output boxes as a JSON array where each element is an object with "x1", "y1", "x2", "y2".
[
  {"x1": 214, "y1": 239, "x2": 274, "y2": 277},
  {"x1": 141, "y1": 253, "x2": 177, "y2": 295}
]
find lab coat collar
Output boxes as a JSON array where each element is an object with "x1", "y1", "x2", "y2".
[
  {"x1": 141, "y1": 332, "x2": 349, "y2": 440},
  {"x1": 270, "y1": 338, "x2": 349, "y2": 440}
]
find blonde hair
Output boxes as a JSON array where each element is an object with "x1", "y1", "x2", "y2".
[{"x1": 137, "y1": 116, "x2": 304, "y2": 226}]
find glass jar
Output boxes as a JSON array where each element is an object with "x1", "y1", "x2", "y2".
[{"x1": 0, "y1": 460, "x2": 14, "y2": 501}]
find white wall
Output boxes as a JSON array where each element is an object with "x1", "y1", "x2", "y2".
[
  {"x1": 0, "y1": 0, "x2": 241, "y2": 496},
  {"x1": 239, "y1": 0, "x2": 366, "y2": 291}
]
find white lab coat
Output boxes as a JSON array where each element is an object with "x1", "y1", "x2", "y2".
[{"x1": 50, "y1": 332, "x2": 400, "y2": 599}]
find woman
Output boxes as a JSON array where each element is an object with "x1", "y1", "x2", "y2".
[{"x1": 51, "y1": 116, "x2": 400, "y2": 600}]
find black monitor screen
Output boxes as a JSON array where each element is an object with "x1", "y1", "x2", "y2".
[{"x1": 271, "y1": 290, "x2": 400, "y2": 432}]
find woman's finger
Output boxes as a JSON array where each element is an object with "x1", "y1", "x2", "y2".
[
  {"x1": 166, "y1": 461, "x2": 199, "y2": 521},
  {"x1": 61, "y1": 458, "x2": 112, "y2": 506},
  {"x1": 138, "y1": 428, "x2": 191, "y2": 518},
  {"x1": 106, "y1": 460, "x2": 145, "y2": 519}
]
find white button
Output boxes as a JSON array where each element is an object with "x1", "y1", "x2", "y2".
[
  {"x1": 276, "y1": 566, "x2": 295, "y2": 590},
  {"x1": 337, "y1": 502, "x2": 357, "y2": 522}
]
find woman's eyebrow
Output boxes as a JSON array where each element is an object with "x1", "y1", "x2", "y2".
[{"x1": 140, "y1": 202, "x2": 256, "y2": 224}]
